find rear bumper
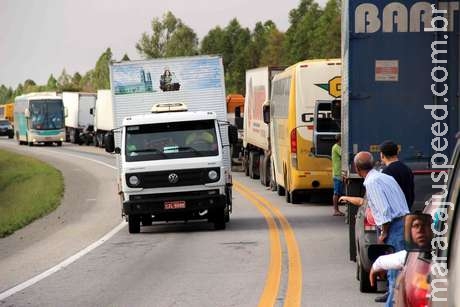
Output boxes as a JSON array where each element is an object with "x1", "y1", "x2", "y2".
[{"x1": 290, "y1": 169, "x2": 333, "y2": 190}]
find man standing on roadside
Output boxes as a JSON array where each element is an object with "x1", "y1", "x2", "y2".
[
  {"x1": 380, "y1": 140, "x2": 414, "y2": 211},
  {"x1": 339, "y1": 152, "x2": 409, "y2": 307},
  {"x1": 331, "y1": 135, "x2": 344, "y2": 216},
  {"x1": 374, "y1": 140, "x2": 414, "y2": 303}
]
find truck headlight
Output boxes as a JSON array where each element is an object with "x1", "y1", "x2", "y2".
[
  {"x1": 128, "y1": 175, "x2": 140, "y2": 187},
  {"x1": 208, "y1": 170, "x2": 218, "y2": 181}
]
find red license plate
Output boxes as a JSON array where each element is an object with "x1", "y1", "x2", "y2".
[{"x1": 164, "y1": 201, "x2": 186, "y2": 210}]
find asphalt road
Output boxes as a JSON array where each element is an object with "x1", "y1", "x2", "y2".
[{"x1": 0, "y1": 138, "x2": 381, "y2": 307}]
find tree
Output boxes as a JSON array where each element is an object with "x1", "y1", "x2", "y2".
[
  {"x1": 46, "y1": 74, "x2": 58, "y2": 91},
  {"x1": 80, "y1": 70, "x2": 95, "y2": 92},
  {"x1": 121, "y1": 53, "x2": 130, "y2": 61},
  {"x1": 93, "y1": 48, "x2": 112, "y2": 89},
  {"x1": 136, "y1": 11, "x2": 198, "y2": 59},
  {"x1": 259, "y1": 28, "x2": 285, "y2": 67},
  {"x1": 23, "y1": 79, "x2": 38, "y2": 93},
  {"x1": 57, "y1": 69, "x2": 73, "y2": 91},
  {"x1": 283, "y1": 0, "x2": 321, "y2": 64},
  {"x1": 200, "y1": 26, "x2": 226, "y2": 55},
  {"x1": 310, "y1": 0, "x2": 341, "y2": 58}
]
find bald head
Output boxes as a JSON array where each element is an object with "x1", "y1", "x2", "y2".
[{"x1": 354, "y1": 151, "x2": 374, "y2": 172}]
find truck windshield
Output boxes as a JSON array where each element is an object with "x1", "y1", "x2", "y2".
[
  {"x1": 30, "y1": 100, "x2": 64, "y2": 130},
  {"x1": 125, "y1": 119, "x2": 219, "y2": 162}
]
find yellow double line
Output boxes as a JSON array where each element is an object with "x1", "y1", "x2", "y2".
[{"x1": 234, "y1": 180, "x2": 302, "y2": 307}]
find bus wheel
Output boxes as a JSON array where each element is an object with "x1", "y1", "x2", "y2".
[{"x1": 56, "y1": 141, "x2": 62, "y2": 147}]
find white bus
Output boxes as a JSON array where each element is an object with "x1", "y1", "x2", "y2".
[{"x1": 14, "y1": 92, "x2": 66, "y2": 146}]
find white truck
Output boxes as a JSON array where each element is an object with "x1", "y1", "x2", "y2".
[
  {"x1": 62, "y1": 92, "x2": 96, "y2": 144},
  {"x1": 243, "y1": 66, "x2": 284, "y2": 186},
  {"x1": 104, "y1": 55, "x2": 237, "y2": 233},
  {"x1": 92, "y1": 89, "x2": 114, "y2": 148}
]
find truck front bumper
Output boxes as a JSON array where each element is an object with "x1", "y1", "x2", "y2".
[{"x1": 123, "y1": 189, "x2": 226, "y2": 216}]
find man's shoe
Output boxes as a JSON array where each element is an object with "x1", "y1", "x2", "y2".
[{"x1": 374, "y1": 292, "x2": 389, "y2": 303}]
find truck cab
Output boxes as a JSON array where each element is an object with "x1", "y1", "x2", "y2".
[{"x1": 105, "y1": 102, "x2": 237, "y2": 233}]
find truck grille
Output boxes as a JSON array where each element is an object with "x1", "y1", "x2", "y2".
[{"x1": 126, "y1": 167, "x2": 220, "y2": 188}]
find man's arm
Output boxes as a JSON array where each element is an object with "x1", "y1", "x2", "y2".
[
  {"x1": 369, "y1": 250, "x2": 407, "y2": 287},
  {"x1": 338, "y1": 196, "x2": 364, "y2": 206}
]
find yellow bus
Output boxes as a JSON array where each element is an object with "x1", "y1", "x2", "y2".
[{"x1": 269, "y1": 59, "x2": 341, "y2": 203}]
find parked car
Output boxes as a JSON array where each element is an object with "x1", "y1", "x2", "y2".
[
  {"x1": 355, "y1": 201, "x2": 379, "y2": 292},
  {"x1": 429, "y1": 133, "x2": 460, "y2": 306},
  {"x1": 0, "y1": 119, "x2": 13, "y2": 138},
  {"x1": 393, "y1": 198, "x2": 438, "y2": 306},
  {"x1": 352, "y1": 166, "x2": 445, "y2": 293}
]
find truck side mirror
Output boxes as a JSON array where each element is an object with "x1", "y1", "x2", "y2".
[
  {"x1": 90, "y1": 108, "x2": 94, "y2": 116},
  {"x1": 263, "y1": 104, "x2": 270, "y2": 124},
  {"x1": 404, "y1": 213, "x2": 433, "y2": 252},
  {"x1": 24, "y1": 108, "x2": 30, "y2": 118},
  {"x1": 228, "y1": 125, "x2": 238, "y2": 145},
  {"x1": 104, "y1": 132, "x2": 116, "y2": 153}
]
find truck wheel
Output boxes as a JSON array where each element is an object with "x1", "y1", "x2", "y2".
[
  {"x1": 248, "y1": 151, "x2": 260, "y2": 179},
  {"x1": 128, "y1": 215, "x2": 140, "y2": 233},
  {"x1": 213, "y1": 208, "x2": 226, "y2": 230},
  {"x1": 259, "y1": 153, "x2": 267, "y2": 186},
  {"x1": 277, "y1": 184, "x2": 285, "y2": 196}
]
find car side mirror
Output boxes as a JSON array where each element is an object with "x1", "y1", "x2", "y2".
[
  {"x1": 404, "y1": 213, "x2": 433, "y2": 252},
  {"x1": 228, "y1": 125, "x2": 238, "y2": 145},
  {"x1": 368, "y1": 244, "x2": 395, "y2": 263},
  {"x1": 104, "y1": 132, "x2": 116, "y2": 153}
]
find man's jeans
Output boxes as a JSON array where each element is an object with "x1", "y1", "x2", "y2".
[{"x1": 384, "y1": 217, "x2": 405, "y2": 307}]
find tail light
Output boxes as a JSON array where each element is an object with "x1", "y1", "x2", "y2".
[
  {"x1": 290, "y1": 129, "x2": 297, "y2": 153},
  {"x1": 364, "y1": 207, "x2": 376, "y2": 231},
  {"x1": 408, "y1": 272, "x2": 430, "y2": 307},
  {"x1": 290, "y1": 129, "x2": 298, "y2": 169}
]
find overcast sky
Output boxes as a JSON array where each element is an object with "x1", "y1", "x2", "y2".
[{"x1": 0, "y1": 0, "x2": 327, "y2": 88}]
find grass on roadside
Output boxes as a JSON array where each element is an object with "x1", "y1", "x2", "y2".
[{"x1": 0, "y1": 149, "x2": 64, "y2": 237}]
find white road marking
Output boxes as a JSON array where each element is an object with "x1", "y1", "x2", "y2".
[
  {"x1": 0, "y1": 143, "x2": 123, "y2": 301},
  {"x1": 0, "y1": 221, "x2": 126, "y2": 301}
]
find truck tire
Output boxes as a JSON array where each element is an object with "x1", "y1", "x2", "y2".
[
  {"x1": 243, "y1": 150, "x2": 249, "y2": 176},
  {"x1": 248, "y1": 151, "x2": 260, "y2": 179},
  {"x1": 213, "y1": 208, "x2": 226, "y2": 230},
  {"x1": 277, "y1": 184, "x2": 285, "y2": 196},
  {"x1": 259, "y1": 153, "x2": 265, "y2": 185},
  {"x1": 128, "y1": 215, "x2": 140, "y2": 233}
]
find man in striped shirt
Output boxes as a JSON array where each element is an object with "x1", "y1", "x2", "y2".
[{"x1": 339, "y1": 151, "x2": 409, "y2": 307}]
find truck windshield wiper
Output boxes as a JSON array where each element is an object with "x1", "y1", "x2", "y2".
[
  {"x1": 131, "y1": 148, "x2": 167, "y2": 157},
  {"x1": 176, "y1": 146, "x2": 203, "y2": 156}
]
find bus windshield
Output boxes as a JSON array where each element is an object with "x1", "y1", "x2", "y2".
[
  {"x1": 125, "y1": 119, "x2": 219, "y2": 162},
  {"x1": 30, "y1": 100, "x2": 64, "y2": 130}
]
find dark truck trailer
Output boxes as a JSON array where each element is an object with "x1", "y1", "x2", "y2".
[{"x1": 342, "y1": 0, "x2": 460, "y2": 261}]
